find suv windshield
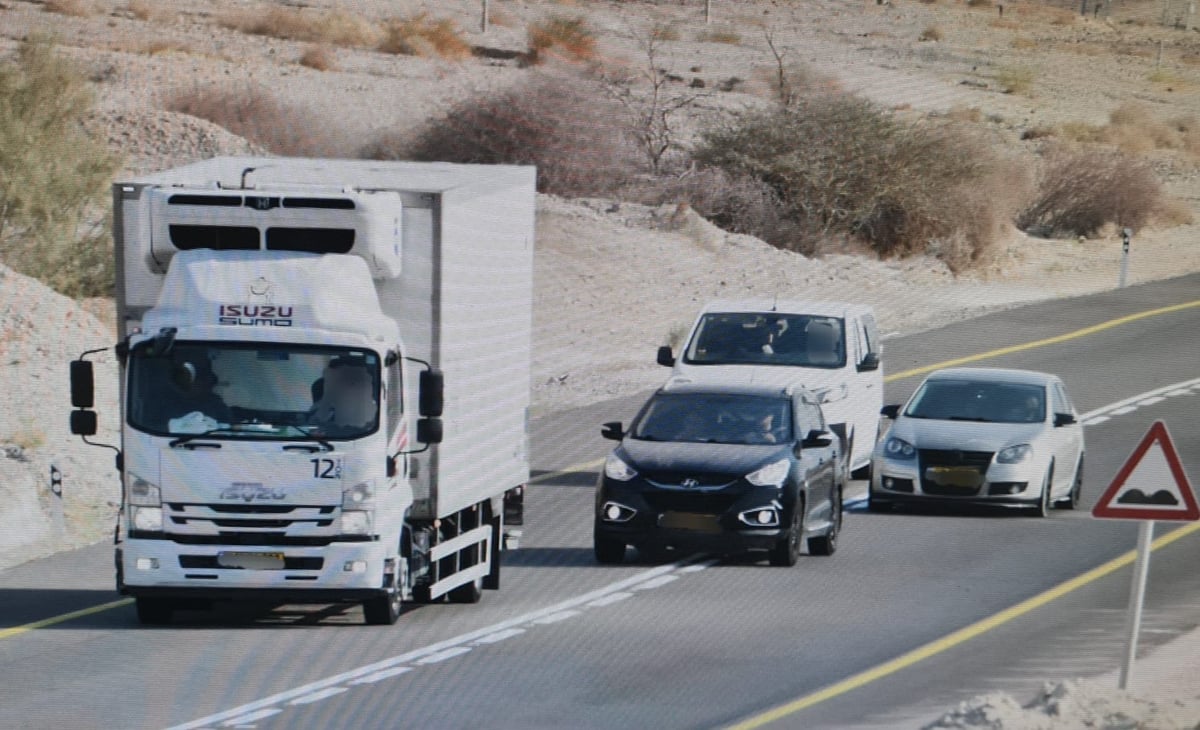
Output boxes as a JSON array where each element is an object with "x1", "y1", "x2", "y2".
[
  {"x1": 905, "y1": 379, "x2": 1046, "y2": 424},
  {"x1": 633, "y1": 393, "x2": 793, "y2": 446},
  {"x1": 683, "y1": 313, "x2": 846, "y2": 368},
  {"x1": 127, "y1": 342, "x2": 381, "y2": 440}
]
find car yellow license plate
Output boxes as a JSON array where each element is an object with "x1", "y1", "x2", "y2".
[
  {"x1": 660, "y1": 512, "x2": 721, "y2": 533},
  {"x1": 217, "y1": 551, "x2": 286, "y2": 570},
  {"x1": 925, "y1": 467, "x2": 984, "y2": 489}
]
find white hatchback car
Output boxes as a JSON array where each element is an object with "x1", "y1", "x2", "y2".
[{"x1": 870, "y1": 367, "x2": 1084, "y2": 516}]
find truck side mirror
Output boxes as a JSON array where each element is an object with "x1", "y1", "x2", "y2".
[
  {"x1": 601, "y1": 421, "x2": 624, "y2": 441},
  {"x1": 417, "y1": 417, "x2": 443, "y2": 444},
  {"x1": 881, "y1": 404, "x2": 901, "y2": 419},
  {"x1": 801, "y1": 429, "x2": 833, "y2": 448},
  {"x1": 419, "y1": 369, "x2": 444, "y2": 417},
  {"x1": 656, "y1": 346, "x2": 675, "y2": 367},
  {"x1": 70, "y1": 409, "x2": 98, "y2": 437},
  {"x1": 71, "y1": 360, "x2": 95, "y2": 408},
  {"x1": 858, "y1": 352, "x2": 880, "y2": 372}
]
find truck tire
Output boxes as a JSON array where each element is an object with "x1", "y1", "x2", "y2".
[
  {"x1": 448, "y1": 577, "x2": 483, "y2": 604},
  {"x1": 135, "y1": 597, "x2": 173, "y2": 625},
  {"x1": 363, "y1": 582, "x2": 402, "y2": 625}
]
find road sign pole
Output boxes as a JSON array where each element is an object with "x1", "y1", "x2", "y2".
[{"x1": 1118, "y1": 519, "x2": 1155, "y2": 690}]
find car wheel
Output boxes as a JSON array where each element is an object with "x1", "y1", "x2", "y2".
[
  {"x1": 808, "y1": 485, "x2": 841, "y2": 556},
  {"x1": 1055, "y1": 460, "x2": 1082, "y2": 510},
  {"x1": 867, "y1": 487, "x2": 890, "y2": 513},
  {"x1": 1031, "y1": 464, "x2": 1053, "y2": 518},
  {"x1": 594, "y1": 532, "x2": 626, "y2": 565},
  {"x1": 769, "y1": 499, "x2": 804, "y2": 567},
  {"x1": 851, "y1": 462, "x2": 872, "y2": 481}
]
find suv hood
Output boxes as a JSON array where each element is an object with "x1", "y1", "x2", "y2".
[{"x1": 620, "y1": 439, "x2": 788, "y2": 475}]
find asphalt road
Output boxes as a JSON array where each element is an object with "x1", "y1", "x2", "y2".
[{"x1": 0, "y1": 274, "x2": 1197, "y2": 730}]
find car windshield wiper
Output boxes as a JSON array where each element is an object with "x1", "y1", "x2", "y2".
[{"x1": 947, "y1": 416, "x2": 993, "y2": 422}]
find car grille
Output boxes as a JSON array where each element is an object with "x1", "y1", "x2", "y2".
[
  {"x1": 641, "y1": 471, "x2": 740, "y2": 489},
  {"x1": 918, "y1": 449, "x2": 993, "y2": 497},
  {"x1": 643, "y1": 491, "x2": 740, "y2": 515}
]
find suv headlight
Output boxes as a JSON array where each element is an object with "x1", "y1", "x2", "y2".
[
  {"x1": 884, "y1": 437, "x2": 916, "y2": 460},
  {"x1": 996, "y1": 444, "x2": 1033, "y2": 464},
  {"x1": 604, "y1": 453, "x2": 638, "y2": 482},
  {"x1": 746, "y1": 458, "x2": 790, "y2": 486}
]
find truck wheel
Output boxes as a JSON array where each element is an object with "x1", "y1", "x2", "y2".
[
  {"x1": 363, "y1": 585, "x2": 402, "y2": 625},
  {"x1": 448, "y1": 577, "x2": 483, "y2": 604},
  {"x1": 135, "y1": 597, "x2": 173, "y2": 625},
  {"x1": 594, "y1": 533, "x2": 626, "y2": 565}
]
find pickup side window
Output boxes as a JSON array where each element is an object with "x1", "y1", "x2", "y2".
[{"x1": 862, "y1": 313, "x2": 881, "y2": 361}]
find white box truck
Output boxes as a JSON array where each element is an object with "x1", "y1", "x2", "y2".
[{"x1": 68, "y1": 157, "x2": 534, "y2": 625}]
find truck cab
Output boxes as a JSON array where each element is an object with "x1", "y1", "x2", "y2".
[{"x1": 657, "y1": 300, "x2": 883, "y2": 478}]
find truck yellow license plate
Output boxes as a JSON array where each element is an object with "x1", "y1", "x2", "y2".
[
  {"x1": 217, "y1": 552, "x2": 286, "y2": 570},
  {"x1": 660, "y1": 512, "x2": 721, "y2": 533},
  {"x1": 925, "y1": 467, "x2": 984, "y2": 489}
]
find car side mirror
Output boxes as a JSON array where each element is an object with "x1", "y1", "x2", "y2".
[
  {"x1": 858, "y1": 352, "x2": 880, "y2": 372},
  {"x1": 881, "y1": 404, "x2": 901, "y2": 419},
  {"x1": 416, "y1": 417, "x2": 443, "y2": 444},
  {"x1": 601, "y1": 421, "x2": 624, "y2": 441},
  {"x1": 801, "y1": 429, "x2": 834, "y2": 448},
  {"x1": 1054, "y1": 412, "x2": 1076, "y2": 427},
  {"x1": 656, "y1": 346, "x2": 675, "y2": 367}
]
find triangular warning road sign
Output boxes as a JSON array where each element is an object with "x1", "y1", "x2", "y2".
[{"x1": 1093, "y1": 421, "x2": 1199, "y2": 521}]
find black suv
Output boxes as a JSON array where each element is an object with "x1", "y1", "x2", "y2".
[{"x1": 594, "y1": 379, "x2": 844, "y2": 566}]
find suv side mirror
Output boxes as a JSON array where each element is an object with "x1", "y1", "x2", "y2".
[
  {"x1": 858, "y1": 352, "x2": 880, "y2": 372},
  {"x1": 881, "y1": 404, "x2": 901, "y2": 419},
  {"x1": 416, "y1": 417, "x2": 443, "y2": 444},
  {"x1": 419, "y1": 369, "x2": 444, "y2": 417},
  {"x1": 656, "y1": 346, "x2": 675, "y2": 367},
  {"x1": 1054, "y1": 412, "x2": 1077, "y2": 427},
  {"x1": 70, "y1": 360, "x2": 95, "y2": 408},
  {"x1": 601, "y1": 421, "x2": 624, "y2": 441}
]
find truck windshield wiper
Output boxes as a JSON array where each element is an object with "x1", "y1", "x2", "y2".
[
  {"x1": 168, "y1": 428, "x2": 232, "y2": 448},
  {"x1": 278, "y1": 426, "x2": 335, "y2": 452}
]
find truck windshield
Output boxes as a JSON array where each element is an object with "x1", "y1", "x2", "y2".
[
  {"x1": 683, "y1": 313, "x2": 846, "y2": 369},
  {"x1": 127, "y1": 342, "x2": 381, "y2": 440}
]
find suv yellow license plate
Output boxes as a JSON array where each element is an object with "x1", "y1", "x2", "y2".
[
  {"x1": 217, "y1": 552, "x2": 286, "y2": 570},
  {"x1": 660, "y1": 512, "x2": 721, "y2": 533}
]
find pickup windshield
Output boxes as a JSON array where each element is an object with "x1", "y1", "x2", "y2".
[
  {"x1": 904, "y1": 379, "x2": 1046, "y2": 424},
  {"x1": 127, "y1": 342, "x2": 381, "y2": 440},
  {"x1": 683, "y1": 313, "x2": 846, "y2": 368},
  {"x1": 633, "y1": 393, "x2": 793, "y2": 446}
]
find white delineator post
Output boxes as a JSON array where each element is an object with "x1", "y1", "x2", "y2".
[{"x1": 1119, "y1": 520, "x2": 1154, "y2": 690}]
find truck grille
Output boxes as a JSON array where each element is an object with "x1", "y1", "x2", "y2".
[{"x1": 164, "y1": 503, "x2": 339, "y2": 542}]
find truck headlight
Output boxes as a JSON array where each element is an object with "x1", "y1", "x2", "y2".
[
  {"x1": 604, "y1": 453, "x2": 638, "y2": 482},
  {"x1": 342, "y1": 481, "x2": 375, "y2": 509},
  {"x1": 996, "y1": 444, "x2": 1033, "y2": 464},
  {"x1": 131, "y1": 506, "x2": 163, "y2": 532},
  {"x1": 340, "y1": 510, "x2": 373, "y2": 535},
  {"x1": 884, "y1": 437, "x2": 916, "y2": 460},
  {"x1": 746, "y1": 458, "x2": 790, "y2": 486},
  {"x1": 126, "y1": 473, "x2": 161, "y2": 506}
]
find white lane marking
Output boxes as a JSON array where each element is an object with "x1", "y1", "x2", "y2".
[
  {"x1": 1137, "y1": 396, "x2": 1166, "y2": 406},
  {"x1": 677, "y1": 559, "x2": 719, "y2": 573},
  {"x1": 220, "y1": 709, "x2": 281, "y2": 727},
  {"x1": 1083, "y1": 416, "x2": 1110, "y2": 426},
  {"x1": 166, "y1": 558, "x2": 698, "y2": 730},
  {"x1": 287, "y1": 688, "x2": 348, "y2": 706},
  {"x1": 1110, "y1": 406, "x2": 1136, "y2": 415},
  {"x1": 632, "y1": 574, "x2": 679, "y2": 591},
  {"x1": 349, "y1": 667, "x2": 412, "y2": 685},
  {"x1": 473, "y1": 628, "x2": 525, "y2": 645},
  {"x1": 587, "y1": 591, "x2": 634, "y2": 608},
  {"x1": 1164, "y1": 389, "x2": 1191, "y2": 397},
  {"x1": 416, "y1": 646, "x2": 473, "y2": 665},
  {"x1": 532, "y1": 610, "x2": 581, "y2": 625},
  {"x1": 1078, "y1": 376, "x2": 1200, "y2": 421}
]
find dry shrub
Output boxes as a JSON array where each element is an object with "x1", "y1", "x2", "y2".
[
  {"x1": 694, "y1": 94, "x2": 1028, "y2": 270},
  {"x1": 1059, "y1": 120, "x2": 1104, "y2": 143},
  {"x1": 527, "y1": 16, "x2": 597, "y2": 64},
  {"x1": 300, "y1": 44, "x2": 336, "y2": 71},
  {"x1": 1011, "y1": 36, "x2": 1037, "y2": 50},
  {"x1": 381, "y1": 13, "x2": 471, "y2": 60},
  {"x1": 994, "y1": 65, "x2": 1036, "y2": 94},
  {"x1": 752, "y1": 61, "x2": 841, "y2": 108},
  {"x1": 1020, "y1": 124, "x2": 1057, "y2": 140},
  {"x1": 1064, "y1": 103, "x2": 1200, "y2": 156},
  {"x1": 697, "y1": 28, "x2": 742, "y2": 44},
  {"x1": 125, "y1": 0, "x2": 172, "y2": 22},
  {"x1": 1018, "y1": 146, "x2": 1162, "y2": 237},
  {"x1": 919, "y1": 25, "x2": 944, "y2": 41},
  {"x1": 1060, "y1": 41, "x2": 1105, "y2": 56},
  {"x1": 919, "y1": 0, "x2": 939, "y2": 5},
  {"x1": 44, "y1": 0, "x2": 96, "y2": 17},
  {"x1": 165, "y1": 83, "x2": 344, "y2": 157},
  {"x1": 945, "y1": 105, "x2": 983, "y2": 123},
  {"x1": 367, "y1": 70, "x2": 640, "y2": 198},
  {"x1": 1154, "y1": 196, "x2": 1195, "y2": 227},
  {"x1": 990, "y1": 18, "x2": 1020, "y2": 29},
  {"x1": 221, "y1": 6, "x2": 379, "y2": 47},
  {"x1": 145, "y1": 40, "x2": 194, "y2": 56},
  {"x1": 965, "y1": 0, "x2": 992, "y2": 8}
]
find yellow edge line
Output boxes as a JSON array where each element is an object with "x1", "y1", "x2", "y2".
[
  {"x1": 882, "y1": 299, "x2": 1200, "y2": 384},
  {"x1": 0, "y1": 598, "x2": 134, "y2": 641},
  {"x1": 727, "y1": 520, "x2": 1200, "y2": 730},
  {"x1": 528, "y1": 458, "x2": 605, "y2": 484}
]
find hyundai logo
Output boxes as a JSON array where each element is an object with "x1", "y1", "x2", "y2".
[{"x1": 681, "y1": 478, "x2": 700, "y2": 488}]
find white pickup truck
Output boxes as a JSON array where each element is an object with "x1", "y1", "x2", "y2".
[{"x1": 657, "y1": 299, "x2": 883, "y2": 478}]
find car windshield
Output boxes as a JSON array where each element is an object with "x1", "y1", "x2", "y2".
[
  {"x1": 632, "y1": 393, "x2": 793, "y2": 445},
  {"x1": 904, "y1": 379, "x2": 1046, "y2": 424},
  {"x1": 126, "y1": 341, "x2": 381, "y2": 440},
  {"x1": 682, "y1": 313, "x2": 846, "y2": 368}
]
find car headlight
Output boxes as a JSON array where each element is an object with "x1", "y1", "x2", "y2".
[
  {"x1": 996, "y1": 444, "x2": 1033, "y2": 464},
  {"x1": 604, "y1": 453, "x2": 638, "y2": 482},
  {"x1": 125, "y1": 473, "x2": 161, "y2": 507},
  {"x1": 342, "y1": 481, "x2": 375, "y2": 509},
  {"x1": 884, "y1": 437, "x2": 916, "y2": 460},
  {"x1": 340, "y1": 510, "x2": 373, "y2": 535},
  {"x1": 746, "y1": 458, "x2": 790, "y2": 486},
  {"x1": 131, "y1": 506, "x2": 163, "y2": 532},
  {"x1": 600, "y1": 501, "x2": 637, "y2": 523}
]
